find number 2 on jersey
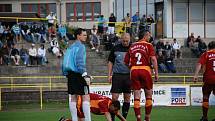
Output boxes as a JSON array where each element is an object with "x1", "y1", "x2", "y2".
[
  {"x1": 135, "y1": 52, "x2": 142, "y2": 65},
  {"x1": 213, "y1": 61, "x2": 215, "y2": 71}
]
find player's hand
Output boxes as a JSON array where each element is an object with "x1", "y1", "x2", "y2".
[
  {"x1": 83, "y1": 75, "x2": 93, "y2": 85},
  {"x1": 154, "y1": 74, "x2": 159, "y2": 82},
  {"x1": 193, "y1": 75, "x2": 198, "y2": 83},
  {"x1": 108, "y1": 76, "x2": 112, "y2": 83}
]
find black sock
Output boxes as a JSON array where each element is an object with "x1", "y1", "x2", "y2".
[
  {"x1": 111, "y1": 112, "x2": 115, "y2": 121},
  {"x1": 122, "y1": 102, "x2": 130, "y2": 119}
]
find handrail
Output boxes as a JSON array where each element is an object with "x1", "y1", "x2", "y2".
[{"x1": 0, "y1": 75, "x2": 204, "y2": 111}]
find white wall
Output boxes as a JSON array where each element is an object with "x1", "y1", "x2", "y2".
[
  {"x1": 206, "y1": 23, "x2": 215, "y2": 38},
  {"x1": 189, "y1": 24, "x2": 204, "y2": 37},
  {"x1": 173, "y1": 24, "x2": 188, "y2": 38}
]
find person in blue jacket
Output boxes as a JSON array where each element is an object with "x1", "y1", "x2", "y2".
[{"x1": 62, "y1": 28, "x2": 91, "y2": 121}]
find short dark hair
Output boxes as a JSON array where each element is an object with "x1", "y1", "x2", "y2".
[
  {"x1": 74, "y1": 28, "x2": 86, "y2": 39},
  {"x1": 138, "y1": 31, "x2": 148, "y2": 40},
  {"x1": 111, "y1": 100, "x2": 120, "y2": 110},
  {"x1": 208, "y1": 41, "x2": 215, "y2": 50}
]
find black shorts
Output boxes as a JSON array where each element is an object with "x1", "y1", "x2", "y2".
[
  {"x1": 202, "y1": 83, "x2": 215, "y2": 96},
  {"x1": 48, "y1": 23, "x2": 54, "y2": 28},
  {"x1": 67, "y1": 71, "x2": 89, "y2": 95},
  {"x1": 110, "y1": 73, "x2": 131, "y2": 93},
  {"x1": 98, "y1": 26, "x2": 104, "y2": 34}
]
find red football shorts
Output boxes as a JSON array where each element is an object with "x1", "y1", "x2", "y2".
[{"x1": 130, "y1": 69, "x2": 153, "y2": 90}]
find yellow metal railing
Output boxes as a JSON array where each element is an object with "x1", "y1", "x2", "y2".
[{"x1": 0, "y1": 75, "x2": 203, "y2": 111}]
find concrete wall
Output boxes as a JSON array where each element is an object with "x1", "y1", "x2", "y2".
[{"x1": 165, "y1": 0, "x2": 215, "y2": 38}]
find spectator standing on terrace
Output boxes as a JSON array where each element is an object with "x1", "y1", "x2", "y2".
[
  {"x1": 10, "y1": 44, "x2": 20, "y2": 66},
  {"x1": 62, "y1": 28, "x2": 91, "y2": 121},
  {"x1": 108, "y1": 33, "x2": 131, "y2": 121},
  {"x1": 124, "y1": 13, "x2": 132, "y2": 35},
  {"x1": 108, "y1": 13, "x2": 116, "y2": 35},
  {"x1": 90, "y1": 25, "x2": 100, "y2": 53},
  {"x1": 131, "y1": 12, "x2": 140, "y2": 36},
  {"x1": 139, "y1": 14, "x2": 147, "y2": 33},
  {"x1": 97, "y1": 15, "x2": 106, "y2": 36},
  {"x1": 46, "y1": 12, "x2": 56, "y2": 28},
  {"x1": 193, "y1": 41, "x2": 215, "y2": 121}
]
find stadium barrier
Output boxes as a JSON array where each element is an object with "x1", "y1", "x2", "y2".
[
  {"x1": 94, "y1": 21, "x2": 156, "y2": 36},
  {"x1": 0, "y1": 17, "x2": 48, "y2": 23},
  {"x1": 0, "y1": 75, "x2": 204, "y2": 111}
]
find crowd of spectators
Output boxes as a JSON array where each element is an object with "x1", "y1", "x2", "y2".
[
  {"x1": 0, "y1": 12, "x2": 69, "y2": 66},
  {"x1": 187, "y1": 33, "x2": 207, "y2": 57}
]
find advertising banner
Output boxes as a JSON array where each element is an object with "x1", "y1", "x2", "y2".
[
  {"x1": 191, "y1": 87, "x2": 215, "y2": 106},
  {"x1": 90, "y1": 85, "x2": 190, "y2": 106}
]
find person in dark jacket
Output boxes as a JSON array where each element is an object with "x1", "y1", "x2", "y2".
[{"x1": 108, "y1": 13, "x2": 117, "y2": 34}]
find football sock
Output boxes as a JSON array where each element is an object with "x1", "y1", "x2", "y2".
[
  {"x1": 202, "y1": 99, "x2": 209, "y2": 119},
  {"x1": 134, "y1": 99, "x2": 141, "y2": 121},
  {"x1": 82, "y1": 101, "x2": 91, "y2": 121},
  {"x1": 69, "y1": 101, "x2": 78, "y2": 121},
  {"x1": 145, "y1": 98, "x2": 152, "y2": 114},
  {"x1": 110, "y1": 112, "x2": 115, "y2": 121},
  {"x1": 122, "y1": 102, "x2": 130, "y2": 119}
]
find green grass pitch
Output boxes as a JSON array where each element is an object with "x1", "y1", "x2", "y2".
[{"x1": 0, "y1": 102, "x2": 214, "y2": 121}]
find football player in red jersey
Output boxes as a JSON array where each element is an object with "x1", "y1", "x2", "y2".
[
  {"x1": 124, "y1": 31, "x2": 158, "y2": 121},
  {"x1": 77, "y1": 93, "x2": 126, "y2": 121},
  {"x1": 60, "y1": 93, "x2": 126, "y2": 121},
  {"x1": 193, "y1": 41, "x2": 215, "y2": 121}
]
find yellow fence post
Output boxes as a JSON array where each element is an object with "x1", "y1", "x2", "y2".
[
  {"x1": 183, "y1": 76, "x2": 186, "y2": 84},
  {"x1": 10, "y1": 78, "x2": 13, "y2": 91},
  {"x1": 49, "y1": 77, "x2": 52, "y2": 91},
  {"x1": 0, "y1": 87, "x2": 1, "y2": 111},
  {"x1": 40, "y1": 86, "x2": 43, "y2": 110}
]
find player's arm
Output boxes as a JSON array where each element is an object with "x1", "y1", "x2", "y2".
[
  {"x1": 108, "y1": 48, "x2": 115, "y2": 83},
  {"x1": 151, "y1": 56, "x2": 159, "y2": 81},
  {"x1": 108, "y1": 61, "x2": 113, "y2": 83},
  {"x1": 193, "y1": 63, "x2": 202, "y2": 83},
  {"x1": 104, "y1": 112, "x2": 112, "y2": 121},
  {"x1": 116, "y1": 111, "x2": 127, "y2": 121}
]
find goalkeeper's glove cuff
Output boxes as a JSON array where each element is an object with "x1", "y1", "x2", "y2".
[{"x1": 82, "y1": 72, "x2": 88, "y2": 77}]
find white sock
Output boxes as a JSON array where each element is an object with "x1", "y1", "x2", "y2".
[
  {"x1": 69, "y1": 95, "x2": 78, "y2": 121},
  {"x1": 82, "y1": 101, "x2": 91, "y2": 121}
]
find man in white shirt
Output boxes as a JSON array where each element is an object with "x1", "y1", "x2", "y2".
[
  {"x1": 46, "y1": 12, "x2": 56, "y2": 28},
  {"x1": 37, "y1": 44, "x2": 47, "y2": 65},
  {"x1": 29, "y1": 44, "x2": 38, "y2": 65},
  {"x1": 172, "y1": 38, "x2": 182, "y2": 59}
]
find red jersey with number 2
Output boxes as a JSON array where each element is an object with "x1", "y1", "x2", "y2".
[
  {"x1": 198, "y1": 49, "x2": 215, "y2": 84},
  {"x1": 124, "y1": 41, "x2": 155, "y2": 68}
]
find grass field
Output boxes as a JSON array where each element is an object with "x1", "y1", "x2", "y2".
[{"x1": 0, "y1": 102, "x2": 214, "y2": 121}]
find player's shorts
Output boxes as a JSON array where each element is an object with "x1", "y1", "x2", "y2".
[
  {"x1": 66, "y1": 71, "x2": 89, "y2": 95},
  {"x1": 110, "y1": 73, "x2": 131, "y2": 93},
  {"x1": 131, "y1": 69, "x2": 153, "y2": 90},
  {"x1": 202, "y1": 83, "x2": 215, "y2": 96}
]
